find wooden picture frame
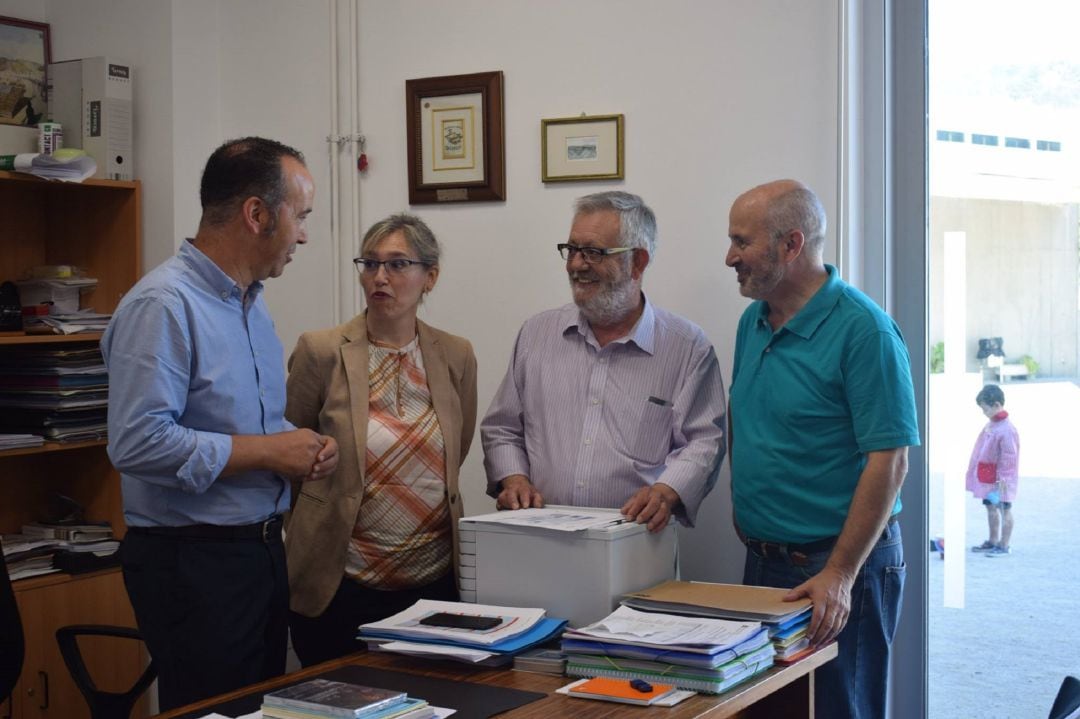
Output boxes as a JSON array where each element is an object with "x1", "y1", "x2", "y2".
[
  {"x1": 0, "y1": 15, "x2": 51, "y2": 126},
  {"x1": 541, "y1": 114, "x2": 624, "y2": 183},
  {"x1": 406, "y1": 70, "x2": 505, "y2": 204}
]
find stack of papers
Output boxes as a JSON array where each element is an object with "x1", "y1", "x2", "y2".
[
  {"x1": 0, "y1": 433, "x2": 44, "y2": 450},
  {"x1": 3, "y1": 524, "x2": 120, "y2": 580},
  {"x1": 459, "y1": 507, "x2": 634, "y2": 532},
  {"x1": 562, "y1": 606, "x2": 774, "y2": 694},
  {"x1": 24, "y1": 310, "x2": 111, "y2": 335},
  {"x1": 16, "y1": 277, "x2": 98, "y2": 315},
  {"x1": 0, "y1": 345, "x2": 109, "y2": 441},
  {"x1": 0, "y1": 152, "x2": 98, "y2": 182},
  {"x1": 622, "y1": 581, "x2": 814, "y2": 664},
  {"x1": 359, "y1": 600, "x2": 567, "y2": 667}
]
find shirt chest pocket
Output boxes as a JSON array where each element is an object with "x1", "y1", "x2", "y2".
[{"x1": 607, "y1": 392, "x2": 675, "y2": 466}]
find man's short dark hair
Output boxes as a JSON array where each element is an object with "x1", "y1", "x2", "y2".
[
  {"x1": 199, "y1": 137, "x2": 305, "y2": 228},
  {"x1": 976, "y1": 384, "x2": 1006, "y2": 407}
]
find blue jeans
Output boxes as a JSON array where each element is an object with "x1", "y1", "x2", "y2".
[{"x1": 742, "y1": 520, "x2": 905, "y2": 719}]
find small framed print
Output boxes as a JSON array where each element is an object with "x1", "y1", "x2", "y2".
[
  {"x1": 405, "y1": 70, "x2": 506, "y2": 204},
  {"x1": 0, "y1": 15, "x2": 51, "y2": 126},
  {"x1": 541, "y1": 114, "x2": 624, "y2": 183}
]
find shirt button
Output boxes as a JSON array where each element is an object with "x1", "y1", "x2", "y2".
[
  {"x1": 584, "y1": 438, "x2": 592, "y2": 445},
  {"x1": 765, "y1": 347, "x2": 771, "y2": 353},
  {"x1": 591, "y1": 399, "x2": 599, "y2": 405},
  {"x1": 577, "y1": 482, "x2": 584, "y2": 488},
  {"x1": 221, "y1": 291, "x2": 228, "y2": 299}
]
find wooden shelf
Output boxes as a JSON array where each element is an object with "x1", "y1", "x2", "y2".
[
  {"x1": 10, "y1": 566, "x2": 120, "y2": 592},
  {"x1": 0, "y1": 439, "x2": 108, "y2": 460},
  {"x1": 1, "y1": 167, "x2": 143, "y2": 719},
  {"x1": 0, "y1": 170, "x2": 138, "y2": 190},
  {"x1": 0, "y1": 331, "x2": 104, "y2": 345}
]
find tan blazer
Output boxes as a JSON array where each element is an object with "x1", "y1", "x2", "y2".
[{"x1": 283, "y1": 313, "x2": 477, "y2": 617}]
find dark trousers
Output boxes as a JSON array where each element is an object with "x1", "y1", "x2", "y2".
[
  {"x1": 289, "y1": 572, "x2": 457, "y2": 668},
  {"x1": 119, "y1": 530, "x2": 289, "y2": 712}
]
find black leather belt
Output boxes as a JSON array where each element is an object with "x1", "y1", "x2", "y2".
[
  {"x1": 127, "y1": 515, "x2": 283, "y2": 543},
  {"x1": 741, "y1": 517, "x2": 898, "y2": 567}
]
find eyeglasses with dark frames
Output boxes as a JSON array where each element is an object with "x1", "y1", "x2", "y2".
[
  {"x1": 353, "y1": 258, "x2": 430, "y2": 275},
  {"x1": 556, "y1": 243, "x2": 635, "y2": 263}
]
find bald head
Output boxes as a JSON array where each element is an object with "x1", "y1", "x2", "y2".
[{"x1": 733, "y1": 179, "x2": 827, "y2": 257}]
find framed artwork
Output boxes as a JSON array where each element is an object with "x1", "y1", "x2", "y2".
[
  {"x1": 0, "y1": 15, "x2": 50, "y2": 126},
  {"x1": 541, "y1": 114, "x2": 624, "y2": 183},
  {"x1": 405, "y1": 70, "x2": 505, "y2": 204}
]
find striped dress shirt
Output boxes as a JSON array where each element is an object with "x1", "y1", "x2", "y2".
[{"x1": 481, "y1": 297, "x2": 726, "y2": 526}]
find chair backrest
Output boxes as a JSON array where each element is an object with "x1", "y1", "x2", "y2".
[
  {"x1": 0, "y1": 550, "x2": 26, "y2": 703},
  {"x1": 1049, "y1": 675, "x2": 1080, "y2": 719}
]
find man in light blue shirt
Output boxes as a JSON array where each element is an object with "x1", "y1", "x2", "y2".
[
  {"x1": 726, "y1": 179, "x2": 919, "y2": 719},
  {"x1": 102, "y1": 137, "x2": 338, "y2": 711},
  {"x1": 481, "y1": 191, "x2": 726, "y2": 531}
]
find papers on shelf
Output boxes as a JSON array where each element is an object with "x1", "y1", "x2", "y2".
[
  {"x1": 0, "y1": 152, "x2": 98, "y2": 182},
  {"x1": 460, "y1": 506, "x2": 630, "y2": 532},
  {"x1": 360, "y1": 599, "x2": 546, "y2": 646},
  {"x1": 568, "y1": 606, "x2": 763, "y2": 650},
  {"x1": 0, "y1": 433, "x2": 44, "y2": 450},
  {"x1": 32, "y1": 311, "x2": 111, "y2": 335}
]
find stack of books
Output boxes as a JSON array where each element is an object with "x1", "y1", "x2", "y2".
[
  {"x1": 262, "y1": 678, "x2": 432, "y2": 719},
  {"x1": 359, "y1": 599, "x2": 567, "y2": 667},
  {"x1": 561, "y1": 605, "x2": 774, "y2": 694},
  {"x1": 0, "y1": 345, "x2": 109, "y2": 442},
  {"x1": 622, "y1": 581, "x2": 815, "y2": 665}
]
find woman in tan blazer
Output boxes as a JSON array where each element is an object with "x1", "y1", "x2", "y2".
[{"x1": 284, "y1": 213, "x2": 477, "y2": 667}]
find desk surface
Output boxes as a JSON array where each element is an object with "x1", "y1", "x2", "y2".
[{"x1": 157, "y1": 644, "x2": 836, "y2": 719}]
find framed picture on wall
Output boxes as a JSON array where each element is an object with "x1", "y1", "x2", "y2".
[
  {"x1": 405, "y1": 70, "x2": 505, "y2": 204},
  {"x1": 541, "y1": 114, "x2": 624, "y2": 183},
  {"x1": 0, "y1": 15, "x2": 51, "y2": 126}
]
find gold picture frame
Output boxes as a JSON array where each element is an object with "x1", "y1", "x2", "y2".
[
  {"x1": 541, "y1": 114, "x2": 624, "y2": 183},
  {"x1": 405, "y1": 70, "x2": 505, "y2": 204}
]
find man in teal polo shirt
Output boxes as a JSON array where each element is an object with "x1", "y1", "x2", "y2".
[{"x1": 726, "y1": 179, "x2": 919, "y2": 719}]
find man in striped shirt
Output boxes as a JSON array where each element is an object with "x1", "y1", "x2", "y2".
[{"x1": 481, "y1": 191, "x2": 726, "y2": 531}]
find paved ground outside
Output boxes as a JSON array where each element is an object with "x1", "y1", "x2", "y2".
[{"x1": 928, "y1": 378, "x2": 1080, "y2": 718}]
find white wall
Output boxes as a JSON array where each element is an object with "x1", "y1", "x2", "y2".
[
  {"x1": 0, "y1": 0, "x2": 844, "y2": 584},
  {"x1": 354, "y1": 0, "x2": 841, "y2": 582}
]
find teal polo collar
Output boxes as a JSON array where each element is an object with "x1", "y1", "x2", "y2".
[{"x1": 757, "y1": 264, "x2": 842, "y2": 340}]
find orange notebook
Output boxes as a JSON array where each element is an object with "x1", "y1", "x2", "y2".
[{"x1": 567, "y1": 677, "x2": 676, "y2": 705}]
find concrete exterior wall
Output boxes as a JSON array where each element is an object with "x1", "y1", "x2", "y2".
[{"x1": 930, "y1": 196, "x2": 1079, "y2": 376}]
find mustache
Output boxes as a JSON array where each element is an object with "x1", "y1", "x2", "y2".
[{"x1": 570, "y1": 270, "x2": 599, "y2": 282}]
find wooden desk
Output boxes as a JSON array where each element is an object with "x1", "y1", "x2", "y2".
[{"x1": 156, "y1": 644, "x2": 835, "y2": 719}]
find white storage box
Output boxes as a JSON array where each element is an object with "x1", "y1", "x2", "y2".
[{"x1": 458, "y1": 506, "x2": 676, "y2": 628}]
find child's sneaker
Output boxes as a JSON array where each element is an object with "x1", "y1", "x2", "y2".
[
  {"x1": 971, "y1": 540, "x2": 995, "y2": 553},
  {"x1": 985, "y1": 545, "x2": 1011, "y2": 557}
]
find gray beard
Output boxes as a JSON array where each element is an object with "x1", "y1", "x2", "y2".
[{"x1": 574, "y1": 276, "x2": 640, "y2": 327}]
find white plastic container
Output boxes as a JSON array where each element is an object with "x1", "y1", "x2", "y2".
[{"x1": 458, "y1": 506, "x2": 676, "y2": 628}]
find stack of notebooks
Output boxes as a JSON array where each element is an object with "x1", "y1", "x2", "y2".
[
  {"x1": 561, "y1": 605, "x2": 774, "y2": 694},
  {"x1": 0, "y1": 345, "x2": 109, "y2": 442},
  {"x1": 622, "y1": 581, "x2": 815, "y2": 665},
  {"x1": 262, "y1": 678, "x2": 433, "y2": 719},
  {"x1": 358, "y1": 599, "x2": 567, "y2": 667},
  {"x1": 2, "y1": 522, "x2": 119, "y2": 579}
]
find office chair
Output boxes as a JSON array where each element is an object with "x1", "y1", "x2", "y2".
[
  {"x1": 55, "y1": 625, "x2": 156, "y2": 719},
  {"x1": 0, "y1": 551, "x2": 26, "y2": 705},
  {"x1": 1049, "y1": 675, "x2": 1080, "y2": 719}
]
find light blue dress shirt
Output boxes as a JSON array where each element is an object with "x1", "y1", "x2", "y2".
[
  {"x1": 102, "y1": 240, "x2": 293, "y2": 527},
  {"x1": 481, "y1": 296, "x2": 727, "y2": 526}
]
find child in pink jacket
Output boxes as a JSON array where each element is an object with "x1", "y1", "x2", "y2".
[{"x1": 966, "y1": 384, "x2": 1020, "y2": 556}]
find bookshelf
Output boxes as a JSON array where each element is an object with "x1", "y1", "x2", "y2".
[{"x1": 0, "y1": 170, "x2": 148, "y2": 719}]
